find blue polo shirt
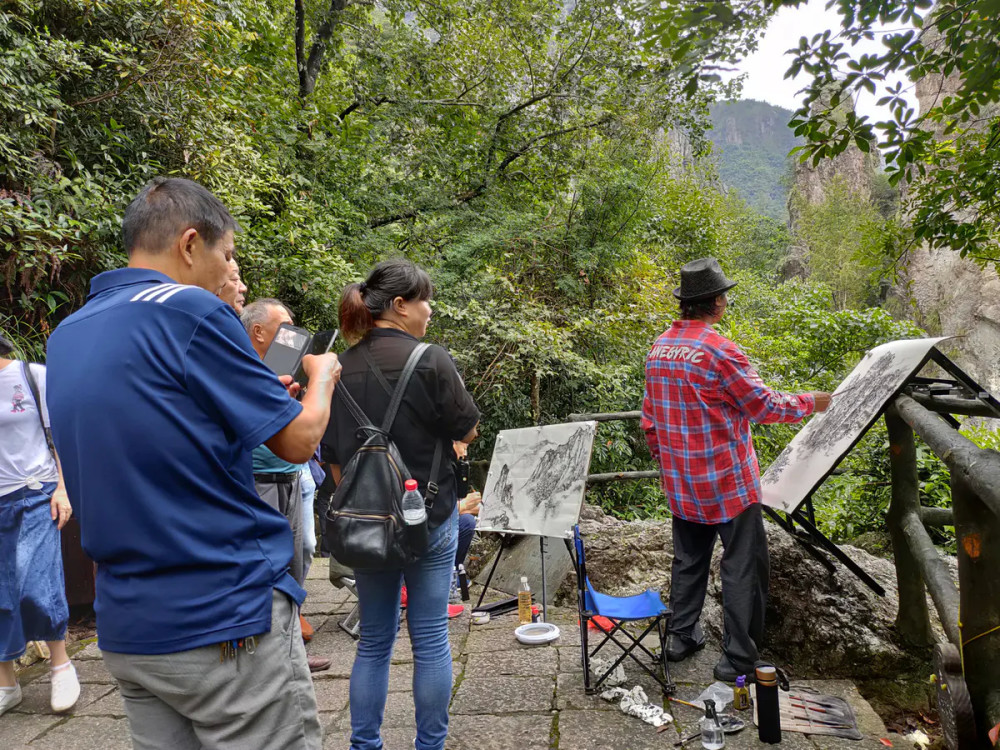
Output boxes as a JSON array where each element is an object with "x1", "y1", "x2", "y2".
[{"x1": 46, "y1": 268, "x2": 306, "y2": 655}]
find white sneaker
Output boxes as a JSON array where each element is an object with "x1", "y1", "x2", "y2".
[
  {"x1": 0, "y1": 683, "x2": 22, "y2": 716},
  {"x1": 50, "y1": 663, "x2": 80, "y2": 713}
]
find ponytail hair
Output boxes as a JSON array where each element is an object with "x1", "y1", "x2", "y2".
[{"x1": 339, "y1": 259, "x2": 434, "y2": 343}]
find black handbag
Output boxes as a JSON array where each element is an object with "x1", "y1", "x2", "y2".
[{"x1": 326, "y1": 342, "x2": 444, "y2": 569}]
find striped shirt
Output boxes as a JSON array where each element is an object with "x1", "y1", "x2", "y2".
[{"x1": 641, "y1": 320, "x2": 814, "y2": 524}]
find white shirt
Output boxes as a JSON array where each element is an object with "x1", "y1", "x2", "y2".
[{"x1": 0, "y1": 361, "x2": 59, "y2": 496}]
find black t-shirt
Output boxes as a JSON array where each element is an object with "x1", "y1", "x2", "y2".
[{"x1": 321, "y1": 328, "x2": 480, "y2": 528}]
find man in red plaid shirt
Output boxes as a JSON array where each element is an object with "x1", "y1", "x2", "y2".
[{"x1": 642, "y1": 257, "x2": 830, "y2": 682}]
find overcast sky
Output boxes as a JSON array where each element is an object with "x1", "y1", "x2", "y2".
[{"x1": 725, "y1": 0, "x2": 912, "y2": 123}]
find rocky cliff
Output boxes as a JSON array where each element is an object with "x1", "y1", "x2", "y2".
[{"x1": 894, "y1": 53, "x2": 1000, "y2": 394}]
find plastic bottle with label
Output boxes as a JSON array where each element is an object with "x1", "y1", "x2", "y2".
[
  {"x1": 401, "y1": 479, "x2": 428, "y2": 554},
  {"x1": 401, "y1": 480, "x2": 425, "y2": 524},
  {"x1": 517, "y1": 576, "x2": 533, "y2": 624}
]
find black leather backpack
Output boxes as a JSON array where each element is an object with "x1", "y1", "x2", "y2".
[{"x1": 326, "y1": 342, "x2": 443, "y2": 569}]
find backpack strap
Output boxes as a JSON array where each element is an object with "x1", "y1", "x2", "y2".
[
  {"x1": 375, "y1": 343, "x2": 446, "y2": 507},
  {"x1": 425, "y1": 438, "x2": 444, "y2": 507},
  {"x1": 335, "y1": 382, "x2": 378, "y2": 432},
  {"x1": 380, "y1": 343, "x2": 430, "y2": 433},
  {"x1": 342, "y1": 341, "x2": 445, "y2": 506},
  {"x1": 361, "y1": 345, "x2": 393, "y2": 397},
  {"x1": 21, "y1": 362, "x2": 57, "y2": 462}
]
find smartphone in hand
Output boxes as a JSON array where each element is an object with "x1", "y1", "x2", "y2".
[
  {"x1": 262, "y1": 323, "x2": 312, "y2": 377},
  {"x1": 292, "y1": 329, "x2": 339, "y2": 397}
]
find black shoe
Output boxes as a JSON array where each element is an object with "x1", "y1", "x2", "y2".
[
  {"x1": 712, "y1": 655, "x2": 755, "y2": 683},
  {"x1": 666, "y1": 636, "x2": 706, "y2": 662}
]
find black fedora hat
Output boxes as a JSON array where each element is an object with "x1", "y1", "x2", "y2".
[{"x1": 673, "y1": 257, "x2": 737, "y2": 302}]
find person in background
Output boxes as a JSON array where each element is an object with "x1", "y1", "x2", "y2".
[
  {"x1": 46, "y1": 177, "x2": 341, "y2": 749},
  {"x1": 451, "y1": 440, "x2": 480, "y2": 603},
  {"x1": 240, "y1": 298, "x2": 331, "y2": 673},
  {"x1": 301, "y1": 451, "x2": 325, "y2": 579},
  {"x1": 323, "y1": 259, "x2": 479, "y2": 750},
  {"x1": 0, "y1": 332, "x2": 79, "y2": 716},
  {"x1": 217, "y1": 257, "x2": 247, "y2": 314},
  {"x1": 641, "y1": 257, "x2": 831, "y2": 683}
]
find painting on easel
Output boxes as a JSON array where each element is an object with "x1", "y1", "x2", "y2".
[
  {"x1": 761, "y1": 337, "x2": 950, "y2": 513},
  {"x1": 478, "y1": 421, "x2": 598, "y2": 539}
]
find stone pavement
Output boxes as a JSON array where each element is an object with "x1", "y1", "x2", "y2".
[{"x1": 2, "y1": 559, "x2": 889, "y2": 749}]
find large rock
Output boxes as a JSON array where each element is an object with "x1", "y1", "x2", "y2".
[{"x1": 560, "y1": 504, "x2": 934, "y2": 680}]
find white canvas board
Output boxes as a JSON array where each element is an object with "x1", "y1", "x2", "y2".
[
  {"x1": 761, "y1": 337, "x2": 950, "y2": 513},
  {"x1": 477, "y1": 421, "x2": 598, "y2": 538}
]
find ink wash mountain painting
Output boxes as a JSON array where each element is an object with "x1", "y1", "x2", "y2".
[
  {"x1": 761, "y1": 338, "x2": 950, "y2": 514},
  {"x1": 478, "y1": 421, "x2": 598, "y2": 538}
]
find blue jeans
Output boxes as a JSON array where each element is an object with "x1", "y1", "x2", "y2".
[
  {"x1": 299, "y1": 466, "x2": 317, "y2": 579},
  {"x1": 0, "y1": 482, "x2": 69, "y2": 660},
  {"x1": 349, "y1": 506, "x2": 458, "y2": 750},
  {"x1": 455, "y1": 513, "x2": 476, "y2": 568}
]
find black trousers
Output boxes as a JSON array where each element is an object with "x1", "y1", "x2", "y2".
[{"x1": 668, "y1": 503, "x2": 769, "y2": 672}]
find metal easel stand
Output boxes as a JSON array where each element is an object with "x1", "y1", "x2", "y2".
[
  {"x1": 474, "y1": 532, "x2": 517, "y2": 612},
  {"x1": 540, "y1": 535, "x2": 547, "y2": 623},
  {"x1": 473, "y1": 533, "x2": 550, "y2": 621},
  {"x1": 763, "y1": 500, "x2": 886, "y2": 597}
]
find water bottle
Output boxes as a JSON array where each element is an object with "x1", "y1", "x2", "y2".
[
  {"x1": 755, "y1": 665, "x2": 782, "y2": 744},
  {"x1": 401, "y1": 479, "x2": 428, "y2": 554},
  {"x1": 518, "y1": 576, "x2": 533, "y2": 624},
  {"x1": 700, "y1": 699, "x2": 725, "y2": 750}
]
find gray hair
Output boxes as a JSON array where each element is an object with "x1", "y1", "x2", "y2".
[{"x1": 240, "y1": 298, "x2": 293, "y2": 333}]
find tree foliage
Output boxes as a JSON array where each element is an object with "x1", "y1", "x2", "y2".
[
  {"x1": 1, "y1": 0, "x2": 934, "y2": 531},
  {"x1": 782, "y1": 0, "x2": 1000, "y2": 262},
  {"x1": 790, "y1": 177, "x2": 894, "y2": 309},
  {"x1": 637, "y1": 0, "x2": 1000, "y2": 261}
]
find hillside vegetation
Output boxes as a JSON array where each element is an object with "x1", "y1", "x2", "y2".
[
  {"x1": 1, "y1": 0, "x2": 937, "y2": 537},
  {"x1": 707, "y1": 100, "x2": 802, "y2": 222}
]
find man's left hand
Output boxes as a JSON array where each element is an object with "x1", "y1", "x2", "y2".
[{"x1": 50, "y1": 488, "x2": 72, "y2": 530}]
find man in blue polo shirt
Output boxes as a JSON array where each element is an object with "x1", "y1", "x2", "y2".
[{"x1": 46, "y1": 177, "x2": 341, "y2": 750}]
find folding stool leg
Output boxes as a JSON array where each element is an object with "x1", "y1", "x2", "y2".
[{"x1": 581, "y1": 614, "x2": 594, "y2": 693}]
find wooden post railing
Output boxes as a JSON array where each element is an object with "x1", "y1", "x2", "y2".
[
  {"x1": 888, "y1": 393, "x2": 1000, "y2": 745},
  {"x1": 884, "y1": 404, "x2": 936, "y2": 647}
]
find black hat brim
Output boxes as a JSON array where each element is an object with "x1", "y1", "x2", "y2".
[{"x1": 673, "y1": 279, "x2": 738, "y2": 302}]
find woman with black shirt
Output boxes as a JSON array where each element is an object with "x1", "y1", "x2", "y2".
[{"x1": 322, "y1": 260, "x2": 479, "y2": 750}]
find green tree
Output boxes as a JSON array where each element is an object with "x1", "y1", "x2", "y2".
[{"x1": 790, "y1": 178, "x2": 892, "y2": 309}]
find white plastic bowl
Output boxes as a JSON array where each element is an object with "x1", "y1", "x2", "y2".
[{"x1": 514, "y1": 622, "x2": 560, "y2": 645}]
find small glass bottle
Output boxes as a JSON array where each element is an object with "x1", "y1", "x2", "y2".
[
  {"x1": 517, "y1": 576, "x2": 533, "y2": 624},
  {"x1": 701, "y1": 699, "x2": 725, "y2": 750},
  {"x1": 733, "y1": 675, "x2": 751, "y2": 711}
]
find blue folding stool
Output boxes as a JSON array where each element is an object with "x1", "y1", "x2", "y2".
[{"x1": 569, "y1": 525, "x2": 675, "y2": 694}]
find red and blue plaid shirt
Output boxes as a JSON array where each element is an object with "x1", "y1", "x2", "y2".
[{"x1": 641, "y1": 320, "x2": 815, "y2": 524}]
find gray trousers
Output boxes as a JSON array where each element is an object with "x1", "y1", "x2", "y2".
[
  {"x1": 668, "y1": 503, "x2": 769, "y2": 672},
  {"x1": 103, "y1": 591, "x2": 321, "y2": 750},
  {"x1": 256, "y1": 474, "x2": 305, "y2": 586}
]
